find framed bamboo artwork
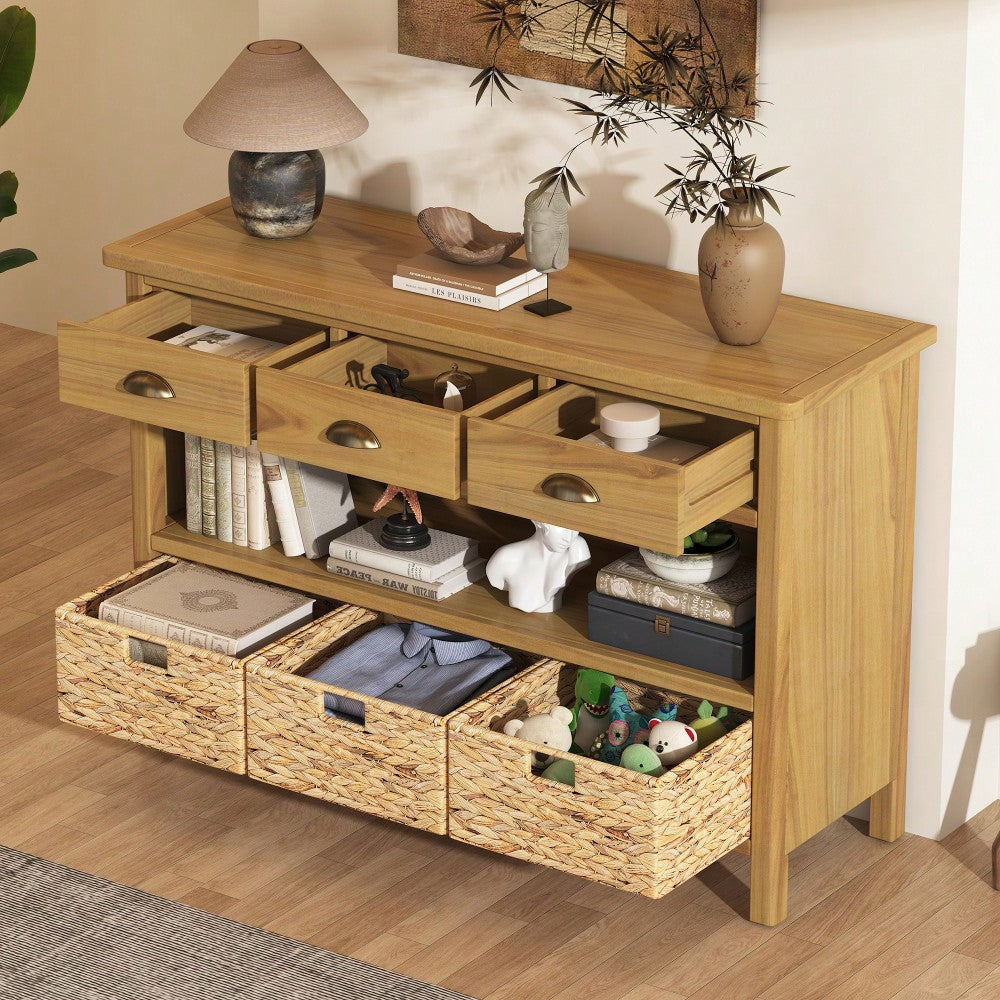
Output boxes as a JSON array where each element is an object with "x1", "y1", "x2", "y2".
[{"x1": 397, "y1": 1, "x2": 758, "y2": 96}]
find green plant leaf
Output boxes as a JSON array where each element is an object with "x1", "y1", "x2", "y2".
[
  {"x1": 0, "y1": 194, "x2": 15, "y2": 219},
  {"x1": 0, "y1": 168, "x2": 16, "y2": 201},
  {"x1": 0, "y1": 246, "x2": 35, "y2": 272},
  {"x1": 0, "y1": 6, "x2": 35, "y2": 126}
]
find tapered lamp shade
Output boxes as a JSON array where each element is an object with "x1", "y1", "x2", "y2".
[{"x1": 184, "y1": 40, "x2": 369, "y2": 238}]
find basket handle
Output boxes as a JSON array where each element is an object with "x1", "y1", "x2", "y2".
[
  {"x1": 525, "y1": 747, "x2": 582, "y2": 793},
  {"x1": 319, "y1": 691, "x2": 366, "y2": 730},
  {"x1": 126, "y1": 636, "x2": 169, "y2": 672}
]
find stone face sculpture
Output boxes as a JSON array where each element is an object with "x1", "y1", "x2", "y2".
[
  {"x1": 523, "y1": 183, "x2": 571, "y2": 274},
  {"x1": 417, "y1": 207, "x2": 523, "y2": 265},
  {"x1": 486, "y1": 520, "x2": 590, "y2": 613}
]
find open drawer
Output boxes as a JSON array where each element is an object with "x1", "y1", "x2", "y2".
[
  {"x1": 256, "y1": 334, "x2": 536, "y2": 499},
  {"x1": 467, "y1": 384, "x2": 756, "y2": 555},
  {"x1": 57, "y1": 290, "x2": 328, "y2": 445}
]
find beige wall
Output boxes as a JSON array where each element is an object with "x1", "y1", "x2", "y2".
[{"x1": 1, "y1": 0, "x2": 259, "y2": 333}]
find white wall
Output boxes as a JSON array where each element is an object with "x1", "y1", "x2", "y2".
[
  {"x1": 259, "y1": 0, "x2": 972, "y2": 837},
  {"x1": 943, "y1": 0, "x2": 1000, "y2": 836},
  {"x1": 1, "y1": 0, "x2": 259, "y2": 333}
]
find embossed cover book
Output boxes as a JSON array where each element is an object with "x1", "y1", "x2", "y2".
[{"x1": 98, "y1": 561, "x2": 314, "y2": 656}]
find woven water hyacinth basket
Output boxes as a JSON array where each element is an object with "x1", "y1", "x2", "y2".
[
  {"x1": 244, "y1": 606, "x2": 546, "y2": 836},
  {"x1": 55, "y1": 556, "x2": 348, "y2": 775},
  {"x1": 447, "y1": 661, "x2": 752, "y2": 897}
]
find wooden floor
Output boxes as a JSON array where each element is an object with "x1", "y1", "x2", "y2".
[{"x1": 2, "y1": 326, "x2": 999, "y2": 1000}]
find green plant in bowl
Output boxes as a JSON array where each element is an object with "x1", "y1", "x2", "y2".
[
  {"x1": 640, "y1": 521, "x2": 739, "y2": 584},
  {"x1": 683, "y1": 521, "x2": 736, "y2": 554}
]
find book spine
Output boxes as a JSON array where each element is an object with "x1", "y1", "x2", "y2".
[
  {"x1": 246, "y1": 444, "x2": 268, "y2": 550},
  {"x1": 393, "y1": 274, "x2": 503, "y2": 311},
  {"x1": 283, "y1": 458, "x2": 318, "y2": 558},
  {"x1": 396, "y1": 265, "x2": 542, "y2": 297},
  {"x1": 200, "y1": 438, "x2": 217, "y2": 537},
  {"x1": 230, "y1": 445, "x2": 248, "y2": 547},
  {"x1": 261, "y1": 453, "x2": 306, "y2": 557},
  {"x1": 215, "y1": 441, "x2": 233, "y2": 543},
  {"x1": 325, "y1": 557, "x2": 449, "y2": 599},
  {"x1": 326, "y1": 540, "x2": 473, "y2": 582},
  {"x1": 100, "y1": 603, "x2": 238, "y2": 654},
  {"x1": 595, "y1": 569, "x2": 737, "y2": 626},
  {"x1": 184, "y1": 434, "x2": 202, "y2": 534}
]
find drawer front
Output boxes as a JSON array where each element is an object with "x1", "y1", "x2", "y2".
[
  {"x1": 466, "y1": 416, "x2": 756, "y2": 554},
  {"x1": 59, "y1": 322, "x2": 252, "y2": 443},
  {"x1": 256, "y1": 366, "x2": 463, "y2": 498},
  {"x1": 58, "y1": 290, "x2": 328, "y2": 446}
]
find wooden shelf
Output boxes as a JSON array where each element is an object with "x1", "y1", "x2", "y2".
[{"x1": 152, "y1": 518, "x2": 755, "y2": 711}]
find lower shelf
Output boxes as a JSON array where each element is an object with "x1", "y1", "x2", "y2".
[{"x1": 151, "y1": 518, "x2": 755, "y2": 711}]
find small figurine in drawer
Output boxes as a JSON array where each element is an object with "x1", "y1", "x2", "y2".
[
  {"x1": 647, "y1": 719, "x2": 699, "y2": 768},
  {"x1": 486, "y1": 520, "x2": 590, "y2": 613}
]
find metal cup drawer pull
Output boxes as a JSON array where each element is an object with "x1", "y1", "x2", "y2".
[
  {"x1": 325, "y1": 419, "x2": 381, "y2": 449},
  {"x1": 121, "y1": 370, "x2": 175, "y2": 399},
  {"x1": 539, "y1": 473, "x2": 600, "y2": 504}
]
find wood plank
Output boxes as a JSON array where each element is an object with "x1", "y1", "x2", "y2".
[{"x1": 890, "y1": 952, "x2": 996, "y2": 1000}]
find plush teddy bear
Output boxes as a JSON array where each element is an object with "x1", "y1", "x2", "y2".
[
  {"x1": 647, "y1": 719, "x2": 699, "y2": 768},
  {"x1": 504, "y1": 705, "x2": 575, "y2": 769}
]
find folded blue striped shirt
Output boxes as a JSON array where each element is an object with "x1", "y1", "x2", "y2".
[{"x1": 307, "y1": 622, "x2": 514, "y2": 720}]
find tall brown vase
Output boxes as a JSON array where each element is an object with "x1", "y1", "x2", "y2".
[{"x1": 698, "y1": 191, "x2": 785, "y2": 347}]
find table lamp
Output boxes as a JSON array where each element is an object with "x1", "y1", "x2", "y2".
[{"x1": 184, "y1": 39, "x2": 368, "y2": 239}]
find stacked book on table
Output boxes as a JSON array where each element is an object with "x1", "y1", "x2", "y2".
[
  {"x1": 588, "y1": 550, "x2": 758, "y2": 681},
  {"x1": 184, "y1": 439, "x2": 358, "y2": 561},
  {"x1": 392, "y1": 251, "x2": 546, "y2": 311},
  {"x1": 326, "y1": 518, "x2": 486, "y2": 602}
]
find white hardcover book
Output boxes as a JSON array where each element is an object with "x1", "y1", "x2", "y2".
[
  {"x1": 328, "y1": 518, "x2": 478, "y2": 582},
  {"x1": 184, "y1": 434, "x2": 202, "y2": 534},
  {"x1": 325, "y1": 556, "x2": 486, "y2": 601},
  {"x1": 200, "y1": 438, "x2": 217, "y2": 537},
  {"x1": 230, "y1": 445, "x2": 248, "y2": 547},
  {"x1": 246, "y1": 444, "x2": 268, "y2": 551},
  {"x1": 215, "y1": 441, "x2": 233, "y2": 543},
  {"x1": 261, "y1": 452, "x2": 305, "y2": 557},
  {"x1": 392, "y1": 273, "x2": 547, "y2": 311},
  {"x1": 284, "y1": 458, "x2": 358, "y2": 560}
]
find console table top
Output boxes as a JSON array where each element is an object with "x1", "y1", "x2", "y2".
[{"x1": 104, "y1": 197, "x2": 935, "y2": 420}]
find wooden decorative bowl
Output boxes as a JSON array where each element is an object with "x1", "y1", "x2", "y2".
[{"x1": 417, "y1": 207, "x2": 523, "y2": 265}]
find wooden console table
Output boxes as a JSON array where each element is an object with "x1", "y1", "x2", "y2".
[{"x1": 57, "y1": 196, "x2": 935, "y2": 925}]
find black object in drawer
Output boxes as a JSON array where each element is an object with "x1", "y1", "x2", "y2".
[{"x1": 587, "y1": 591, "x2": 755, "y2": 680}]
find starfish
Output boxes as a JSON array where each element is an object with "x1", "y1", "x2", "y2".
[{"x1": 372, "y1": 484, "x2": 423, "y2": 524}]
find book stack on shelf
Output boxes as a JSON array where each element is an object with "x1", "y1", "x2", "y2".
[
  {"x1": 327, "y1": 518, "x2": 486, "y2": 602},
  {"x1": 184, "y1": 440, "x2": 358, "y2": 560},
  {"x1": 588, "y1": 550, "x2": 758, "y2": 681},
  {"x1": 392, "y1": 251, "x2": 546, "y2": 311}
]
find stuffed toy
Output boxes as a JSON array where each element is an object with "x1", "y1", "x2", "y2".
[
  {"x1": 540, "y1": 758, "x2": 576, "y2": 786},
  {"x1": 647, "y1": 719, "x2": 699, "y2": 768},
  {"x1": 620, "y1": 744, "x2": 664, "y2": 777},
  {"x1": 571, "y1": 668, "x2": 615, "y2": 754},
  {"x1": 595, "y1": 686, "x2": 677, "y2": 766},
  {"x1": 504, "y1": 705, "x2": 575, "y2": 769},
  {"x1": 691, "y1": 700, "x2": 731, "y2": 749}
]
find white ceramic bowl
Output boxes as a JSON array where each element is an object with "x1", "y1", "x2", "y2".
[{"x1": 639, "y1": 537, "x2": 740, "y2": 585}]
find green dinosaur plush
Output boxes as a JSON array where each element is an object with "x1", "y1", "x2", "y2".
[
  {"x1": 571, "y1": 668, "x2": 615, "y2": 754},
  {"x1": 691, "y1": 700, "x2": 731, "y2": 749}
]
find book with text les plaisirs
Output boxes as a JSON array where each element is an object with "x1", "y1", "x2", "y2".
[
  {"x1": 396, "y1": 250, "x2": 542, "y2": 296},
  {"x1": 98, "y1": 561, "x2": 315, "y2": 656},
  {"x1": 328, "y1": 518, "x2": 479, "y2": 582},
  {"x1": 392, "y1": 274, "x2": 547, "y2": 311}
]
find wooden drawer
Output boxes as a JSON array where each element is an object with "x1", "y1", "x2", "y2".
[
  {"x1": 448, "y1": 661, "x2": 752, "y2": 898},
  {"x1": 256, "y1": 334, "x2": 536, "y2": 499},
  {"x1": 467, "y1": 384, "x2": 756, "y2": 554},
  {"x1": 58, "y1": 290, "x2": 328, "y2": 445}
]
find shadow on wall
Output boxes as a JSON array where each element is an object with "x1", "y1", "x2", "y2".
[{"x1": 942, "y1": 627, "x2": 1000, "y2": 878}]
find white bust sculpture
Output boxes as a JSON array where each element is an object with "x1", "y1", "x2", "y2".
[{"x1": 486, "y1": 520, "x2": 591, "y2": 613}]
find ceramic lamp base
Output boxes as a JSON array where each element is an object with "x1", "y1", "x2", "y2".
[{"x1": 229, "y1": 149, "x2": 325, "y2": 239}]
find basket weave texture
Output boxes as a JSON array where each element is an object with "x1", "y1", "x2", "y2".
[
  {"x1": 244, "y1": 608, "x2": 545, "y2": 835},
  {"x1": 447, "y1": 661, "x2": 752, "y2": 897},
  {"x1": 55, "y1": 557, "x2": 351, "y2": 775}
]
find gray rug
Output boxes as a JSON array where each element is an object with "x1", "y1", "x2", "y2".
[{"x1": 0, "y1": 846, "x2": 474, "y2": 999}]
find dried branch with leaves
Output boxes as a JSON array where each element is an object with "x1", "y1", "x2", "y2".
[{"x1": 469, "y1": 0, "x2": 788, "y2": 228}]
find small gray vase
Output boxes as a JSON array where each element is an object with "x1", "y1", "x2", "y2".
[{"x1": 697, "y1": 191, "x2": 785, "y2": 347}]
